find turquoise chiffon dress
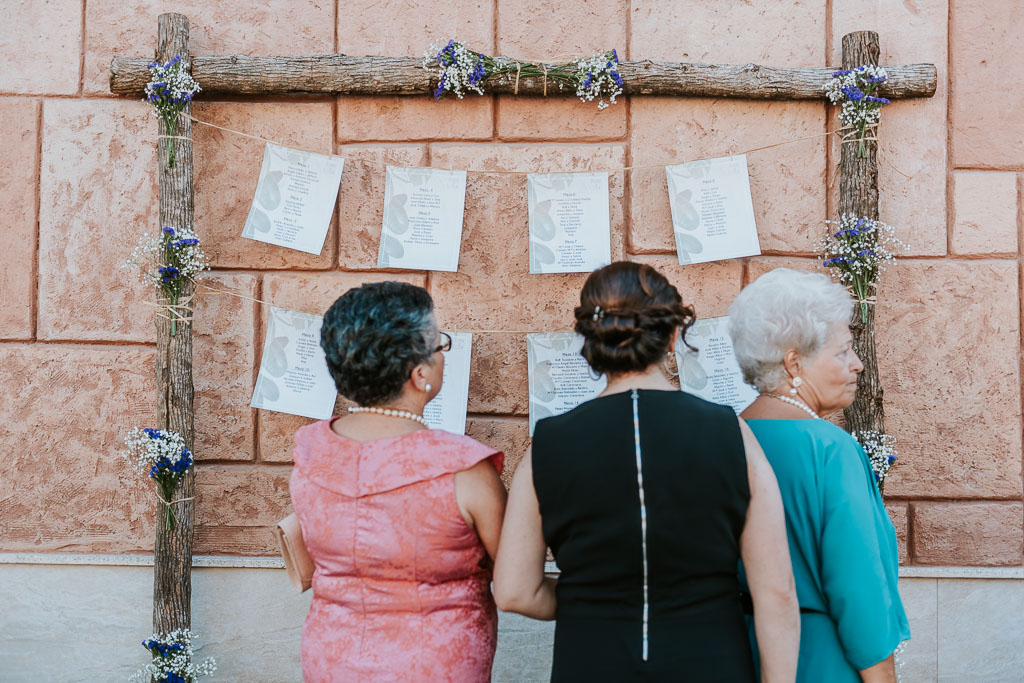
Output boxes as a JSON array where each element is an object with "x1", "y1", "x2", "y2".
[{"x1": 739, "y1": 419, "x2": 910, "y2": 681}]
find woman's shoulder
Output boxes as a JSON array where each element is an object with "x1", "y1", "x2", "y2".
[{"x1": 419, "y1": 430, "x2": 505, "y2": 474}]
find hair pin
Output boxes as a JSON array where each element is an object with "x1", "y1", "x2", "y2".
[{"x1": 592, "y1": 306, "x2": 605, "y2": 321}]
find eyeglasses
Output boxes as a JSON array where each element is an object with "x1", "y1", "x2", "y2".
[{"x1": 433, "y1": 331, "x2": 452, "y2": 354}]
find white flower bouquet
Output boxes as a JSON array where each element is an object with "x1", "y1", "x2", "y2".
[
  {"x1": 818, "y1": 214, "x2": 906, "y2": 323},
  {"x1": 121, "y1": 428, "x2": 194, "y2": 530},
  {"x1": 130, "y1": 629, "x2": 216, "y2": 683},
  {"x1": 854, "y1": 430, "x2": 898, "y2": 493},
  {"x1": 144, "y1": 55, "x2": 201, "y2": 168},
  {"x1": 824, "y1": 65, "x2": 890, "y2": 158},
  {"x1": 423, "y1": 40, "x2": 623, "y2": 109},
  {"x1": 123, "y1": 226, "x2": 209, "y2": 337}
]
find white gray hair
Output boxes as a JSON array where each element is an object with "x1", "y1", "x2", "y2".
[{"x1": 727, "y1": 268, "x2": 853, "y2": 394}]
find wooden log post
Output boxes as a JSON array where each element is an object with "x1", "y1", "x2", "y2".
[
  {"x1": 838, "y1": 31, "x2": 886, "y2": 440},
  {"x1": 153, "y1": 12, "x2": 196, "y2": 635},
  {"x1": 109, "y1": 54, "x2": 937, "y2": 101}
]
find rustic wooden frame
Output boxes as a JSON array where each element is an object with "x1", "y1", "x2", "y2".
[{"x1": 122, "y1": 14, "x2": 926, "y2": 638}]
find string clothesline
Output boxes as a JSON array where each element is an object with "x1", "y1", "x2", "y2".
[
  {"x1": 196, "y1": 282, "x2": 564, "y2": 335},
  {"x1": 195, "y1": 281, "x2": 876, "y2": 336},
  {"x1": 160, "y1": 112, "x2": 881, "y2": 176}
]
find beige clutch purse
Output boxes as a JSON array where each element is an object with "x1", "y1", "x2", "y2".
[{"x1": 275, "y1": 513, "x2": 314, "y2": 593}]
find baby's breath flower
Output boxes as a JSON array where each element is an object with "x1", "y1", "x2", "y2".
[
  {"x1": 422, "y1": 40, "x2": 623, "y2": 110},
  {"x1": 144, "y1": 56, "x2": 201, "y2": 168},
  {"x1": 123, "y1": 226, "x2": 208, "y2": 337},
  {"x1": 121, "y1": 427, "x2": 194, "y2": 529},
  {"x1": 130, "y1": 629, "x2": 216, "y2": 683},
  {"x1": 818, "y1": 214, "x2": 907, "y2": 322},
  {"x1": 573, "y1": 50, "x2": 622, "y2": 110},
  {"x1": 854, "y1": 430, "x2": 898, "y2": 493},
  {"x1": 824, "y1": 65, "x2": 889, "y2": 158}
]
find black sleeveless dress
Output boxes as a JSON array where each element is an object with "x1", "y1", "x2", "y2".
[{"x1": 532, "y1": 389, "x2": 755, "y2": 682}]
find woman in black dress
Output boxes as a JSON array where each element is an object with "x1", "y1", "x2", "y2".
[{"x1": 494, "y1": 262, "x2": 800, "y2": 682}]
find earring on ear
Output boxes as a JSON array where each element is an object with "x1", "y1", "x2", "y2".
[
  {"x1": 663, "y1": 350, "x2": 680, "y2": 378},
  {"x1": 425, "y1": 383, "x2": 432, "y2": 393},
  {"x1": 790, "y1": 376, "x2": 803, "y2": 396}
]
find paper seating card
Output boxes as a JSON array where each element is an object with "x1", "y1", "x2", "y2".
[
  {"x1": 378, "y1": 166, "x2": 467, "y2": 272},
  {"x1": 423, "y1": 332, "x2": 472, "y2": 435},
  {"x1": 527, "y1": 332, "x2": 608, "y2": 435},
  {"x1": 675, "y1": 316, "x2": 759, "y2": 414},
  {"x1": 251, "y1": 307, "x2": 338, "y2": 420},
  {"x1": 665, "y1": 154, "x2": 761, "y2": 265},
  {"x1": 528, "y1": 172, "x2": 612, "y2": 274},
  {"x1": 241, "y1": 143, "x2": 345, "y2": 255}
]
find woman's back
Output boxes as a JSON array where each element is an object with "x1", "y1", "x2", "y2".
[
  {"x1": 741, "y1": 419, "x2": 908, "y2": 681},
  {"x1": 291, "y1": 419, "x2": 503, "y2": 682},
  {"x1": 532, "y1": 389, "x2": 755, "y2": 681}
]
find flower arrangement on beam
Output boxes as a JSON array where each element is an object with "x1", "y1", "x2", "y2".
[
  {"x1": 818, "y1": 214, "x2": 905, "y2": 324},
  {"x1": 824, "y1": 65, "x2": 890, "y2": 158},
  {"x1": 423, "y1": 40, "x2": 624, "y2": 109},
  {"x1": 130, "y1": 630, "x2": 216, "y2": 683},
  {"x1": 854, "y1": 430, "x2": 899, "y2": 493},
  {"x1": 124, "y1": 226, "x2": 209, "y2": 337},
  {"x1": 122, "y1": 427, "x2": 196, "y2": 530},
  {"x1": 144, "y1": 55, "x2": 201, "y2": 168}
]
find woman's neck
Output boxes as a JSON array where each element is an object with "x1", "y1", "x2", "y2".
[{"x1": 600, "y1": 365, "x2": 677, "y2": 397}]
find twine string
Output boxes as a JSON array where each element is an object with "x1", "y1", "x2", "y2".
[{"x1": 175, "y1": 112, "x2": 858, "y2": 176}]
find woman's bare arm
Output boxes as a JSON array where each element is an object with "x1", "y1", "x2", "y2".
[
  {"x1": 492, "y1": 448, "x2": 557, "y2": 620},
  {"x1": 738, "y1": 419, "x2": 801, "y2": 683},
  {"x1": 454, "y1": 458, "x2": 507, "y2": 562}
]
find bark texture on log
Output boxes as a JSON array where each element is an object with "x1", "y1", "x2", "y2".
[
  {"x1": 838, "y1": 31, "x2": 886, "y2": 440},
  {"x1": 153, "y1": 12, "x2": 196, "y2": 636},
  {"x1": 109, "y1": 54, "x2": 937, "y2": 100}
]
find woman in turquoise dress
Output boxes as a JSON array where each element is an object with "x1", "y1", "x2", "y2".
[{"x1": 728, "y1": 268, "x2": 910, "y2": 682}]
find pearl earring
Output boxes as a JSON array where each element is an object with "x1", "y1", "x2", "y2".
[
  {"x1": 790, "y1": 376, "x2": 803, "y2": 396},
  {"x1": 425, "y1": 383, "x2": 432, "y2": 393}
]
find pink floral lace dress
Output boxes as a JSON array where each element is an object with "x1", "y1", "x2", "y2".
[{"x1": 290, "y1": 419, "x2": 504, "y2": 682}]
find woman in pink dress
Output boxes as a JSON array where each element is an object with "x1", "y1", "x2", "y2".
[{"x1": 290, "y1": 281, "x2": 507, "y2": 682}]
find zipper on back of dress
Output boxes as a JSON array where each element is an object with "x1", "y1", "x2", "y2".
[{"x1": 631, "y1": 389, "x2": 650, "y2": 661}]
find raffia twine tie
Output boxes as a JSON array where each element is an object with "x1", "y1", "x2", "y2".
[
  {"x1": 141, "y1": 291, "x2": 196, "y2": 323},
  {"x1": 841, "y1": 124, "x2": 879, "y2": 144},
  {"x1": 514, "y1": 62, "x2": 521, "y2": 95},
  {"x1": 155, "y1": 492, "x2": 195, "y2": 507}
]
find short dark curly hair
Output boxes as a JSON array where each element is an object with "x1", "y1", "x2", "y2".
[
  {"x1": 574, "y1": 261, "x2": 696, "y2": 376},
  {"x1": 320, "y1": 281, "x2": 437, "y2": 407}
]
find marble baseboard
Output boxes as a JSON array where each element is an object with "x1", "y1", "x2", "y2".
[{"x1": 1, "y1": 563, "x2": 1021, "y2": 681}]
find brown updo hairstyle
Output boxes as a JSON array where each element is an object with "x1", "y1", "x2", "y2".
[{"x1": 574, "y1": 261, "x2": 696, "y2": 376}]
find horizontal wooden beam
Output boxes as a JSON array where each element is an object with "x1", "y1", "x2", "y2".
[{"x1": 110, "y1": 55, "x2": 937, "y2": 100}]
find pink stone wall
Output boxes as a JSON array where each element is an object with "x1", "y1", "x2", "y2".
[{"x1": 0, "y1": 1, "x2": 1020, "y2": 566}]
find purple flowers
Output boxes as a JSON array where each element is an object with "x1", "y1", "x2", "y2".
[
  {"x1": 143, "y1": 55, "x2": 201, "y2": 167},
  {"x1": 841, "y1": 85, "x2": 866, "y2": 101},
  {"x1": 824, "y1": 64, "x2": 890, "y2": 158}
]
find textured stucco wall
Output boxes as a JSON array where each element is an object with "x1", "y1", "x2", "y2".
[{"x1": 0, "y1": 1, "x2": 1022, "y2": 570}]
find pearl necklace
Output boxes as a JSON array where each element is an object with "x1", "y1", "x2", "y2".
[
  {"x1": 348, "y1": 406, "x2": 429, "y2": 428},
  {"x1": 763, "y1": 394, "x2": 820, "y2": 419}
]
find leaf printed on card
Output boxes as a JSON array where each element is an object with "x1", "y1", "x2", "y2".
[
  {"x1": 686, "y1": 160, "x2": 713, "y2": 179},
  {"x1": 386, "y1": 194, "x2": 410, "y2": 235},
  {"x1": 679, "y1": 351, "x2": 709, "y2": 390},
  {"x1": 533, "y1": 200, "x2": 557, "y2": 241},
  {"x1": 253, "y1": 374, "x2": 281, "y2": 404},
  {"x1": 256, "y1": 170, "x2": 284, "y2": 211},
  {"x1": 674, "y1": 232, "x2": 704, "y2": 265},
  {"x1": 674, "y1": 190, "x2": 701, "y2": 231},
  {"x1": 248, "y1": 208, "x2": 273, "y2": 234},
  {"x1": 530, "y1": 360, "x2": 557, "y2": 402},
  {"x1": 264, "y1": 337, "x2": 291, "y2": 378},
  {"x1": 530, "y1": 241, "x2": 557, "y2": 272}
]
